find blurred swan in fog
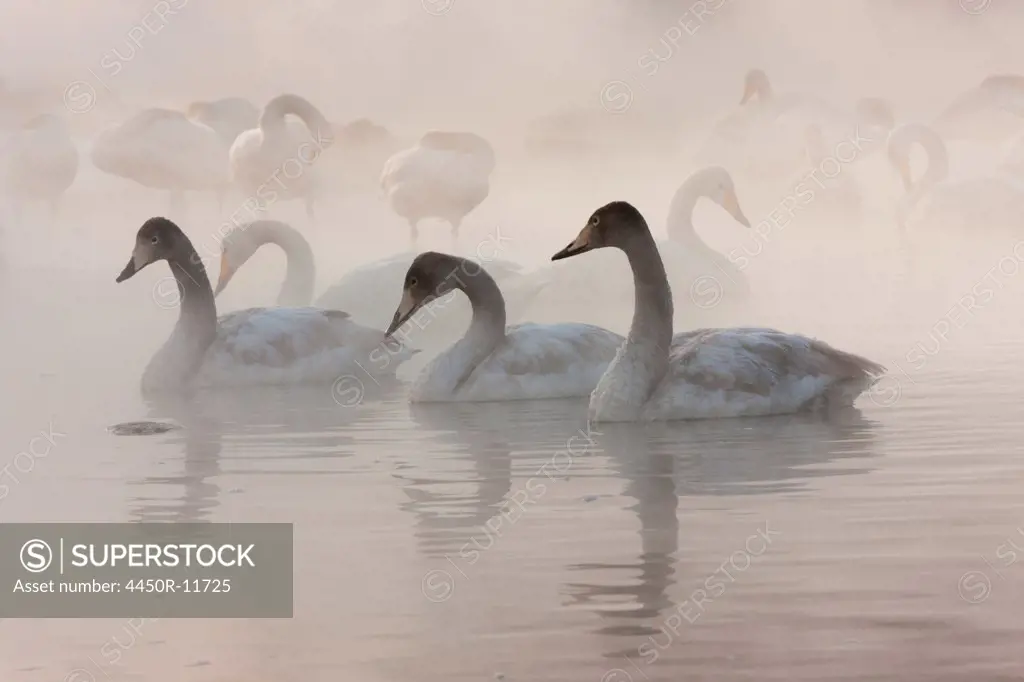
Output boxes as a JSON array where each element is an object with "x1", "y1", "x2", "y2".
[
  {"x1": 887, "y1": 122, "x2": 1024, "y2": 232},
  {"x1": 0, "y1": 113, "x2": 78, "y2": 221},
  {"x1": 114, "y1": 217, "x2": 415, "y2": 395},
  {"x1": 384, "y1": 252, "x2": 623, "y2": 402},
  {"x1": 511, "y1": 167, "x2": 751, "y2": 330},
  {"x1": 933, "y1": 74, "x2": 1024, "y2": 146},
  {"x1": 229, "y1": 94, "x2": 333, "y2": 222},
  {"x1": 213, "y1": 220, "x2": 547, "y2": 351},
  {"x1": 380, "y1": 130, "x2": 495, "y2": 245},
  {"x1": 550, "y1": 202, "x2": 885, "y2": 422},
  {"x1": 90, "y1": 109, "x2": 229, "y2": 218},
  {"x1": 327, "y1": 118, "x2": 401, "y2": 194},
  {"x1": 186, "y1": 97, "x2": 259, "y2": 149},
  {"x1": 788, "y1": 123, "x2": 863, "y2": 227}
]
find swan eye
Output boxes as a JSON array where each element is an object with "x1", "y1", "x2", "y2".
[
  {"x1": 150, "y1": 236, "x2": 159, "y2": 245},
  {"x1": 409, "y1": 277, "x2": 418, "y2": 287},
  {"x1": 591, "y1": 215, "x2": 600, "y2": 226}
]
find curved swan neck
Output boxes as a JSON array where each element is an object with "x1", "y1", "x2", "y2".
[
  {"x1": 620, "y1": 225, "x2": 673, "y2": 356},
  {"x1": 246, "y1": 221, "x2": 316, "y2": 305},
  {"x1": 449, "y1": 257, "x2": 507, "y2": 344},
  {"x1": 666, "y1": 176, "x2": 717, "y2": 251},
  {"x1": 259, "y1": 94, "x2": 331, "y2": 143},
  {"x1": 170, "y1": 250, "x2": 217, "y2": 342}
]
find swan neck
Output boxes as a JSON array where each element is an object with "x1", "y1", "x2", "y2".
[
  {"x1": 265, "y1": 228, "x2": 316, "y2": 305},
  {"x1": 666, "y1": 184, "x2": 704, "y2": 245},
  {"x1": 171, "y1": 253, "x2": 217, "y2": 342},
  {"x1": 456, "y1": 260, "x2": 507, "y2": 352},
  {"x1": 622, "y1": 229, "x2": 674, "y2": 356}
]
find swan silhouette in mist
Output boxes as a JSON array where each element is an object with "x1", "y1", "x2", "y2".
[
  {"x1": 933, "y1": 74, "x2": 1024, "y2": 146},
  {"x1": 383, "y1": 251, "x2": 624, "y2": 401},
  {"x1": 886, "y1": 122, "x2": 1024, "y2": 233},
  {"x1": 228, "y1": 94, "x2": 334, "y2": 223},
  {"x1": 185, "y1": 97, "x2": 260, "y2": 149},
  {"x1": 114, "y1": 217, "x2": 416, "y2": 395},
  {"x1": 90, "y1": 109, "x2": 229, "y2": 219},
  {"x1": 510, "y1": 166, "x2": 752, "y2": 331},
  {"x1": 1, "y1": 113, "x2": 78, "y2": 222},
  {"x1": 550, "y1": 201, "x2": 885, "y2": 422},
  {"x1": 380, "y1": 130, "x2": 496, "y2": 245},
  {"x1": 213, "y1": 220, "x2": 548, "y2": 351},
  {"x1": 328, "y1": 118, "x2": 401, "y2": 194}
]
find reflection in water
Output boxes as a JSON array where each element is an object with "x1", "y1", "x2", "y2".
[
  {"x1": 126, "y1": 382, "x2": 406, "y2": 522},
  {"x1": 399, "y1": 400, "x2": 588, "y2": 559},
  {"x1": 564, "y1": 411, "x2": 880, "y2": 666}
]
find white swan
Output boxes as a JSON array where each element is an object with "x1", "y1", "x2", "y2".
[
  {"x1": 229, "y1": 94, "x2": 334, "y2": 222},
  {"x1": 511, "y1": 166, "x2": 751, "y2": 330},
  {"x1": 380, "y1": 130, "x2": 495, "y2": 245},
  {"x1": 933, "y1": 74, "x2": 1024, "y2": 146},
  {"x1": 550, "y1": 202, "x2": 885, "y2": 422},
  {"x1": 115, "y1": 217, "x2": 416, "y2": 395},
  {"x1": 90, "y1": 109, "x2": 229, "y2": 218},
  {"x1": 0, "y1": 113, "x2": 79, "y2": 221},
  {"x1": 327, "y1": 118, "x2": 400, "y2": 194},
  {"x1": 887, "y1": 122, "x2": 1024, "y2": 232},
  {"x1": 383, "y1": 251, "x2": 624, "y2": 402},
  {"x1": 186, "y1": 97, "x2": 260, "y2": 150}
]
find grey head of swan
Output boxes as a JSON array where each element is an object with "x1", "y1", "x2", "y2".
[
  {"x1": 740, "y1": 69, "x2": 772, "y2": 105},
  {"x1": 214, "y1": 220, "x2": 315, "y2": 306},
  {"x1": 385, "y1": 251, "x2": 504, "y2": 338},
  {"x1": 551, "y1": 201, "x2": 652, "y2": 262}
]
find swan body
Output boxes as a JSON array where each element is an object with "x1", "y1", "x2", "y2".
[
  {"x1": 1, "y1": 113, "x2": 79, "y2": 218},
  {"x1": 327, "y1": 118, "x2": 400, "y2": 193},
  {"x1": 887, "y1": 122, "x2": 1024, "y2": 232},
  {"x1": 550, "y1": 202, "x2": 885, "y2": 422},
  {"x1": 116, "y1": 217, "x2": 415, "y2": 395},
  {"x1": 186, "y1": 97, "x2": 260, "y2": 149},
  {"x1": 385, "y1": 252, "x2": 623, "y2": 402},
  {"x1": 228, "y1": 94, "x2": 333, "y2": 221},
  {"x1": 90, "y1": 109, "x2": 229, "y2": 216},
  {"x1": 380, "y1": 130, "x2": 495, "y2": 244}
]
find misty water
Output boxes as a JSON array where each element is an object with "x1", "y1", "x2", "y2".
[{"x1": 5, "y1": 1, "x2": 1024, "y2": 680}]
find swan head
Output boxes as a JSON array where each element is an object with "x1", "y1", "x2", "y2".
[
  {"x1": 384, "y1": 252, "x2": 465, "y2": 337},
  {"x1": 551, "y1": 201, "x2": 648, "y2": 261},
  {"x1": 692, "y1": 167, "x2": 751, "y2": 228},
  {"x1": 740, "y1": 69, "x2": 770, "y2": 105},
  {"x1": 116, "y1": 217, "x2": 189, "y2": 282}
]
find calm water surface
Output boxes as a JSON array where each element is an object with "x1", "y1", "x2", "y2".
[{"x1": 3, "y1": 180, "x2": 1024, "y2": 681}]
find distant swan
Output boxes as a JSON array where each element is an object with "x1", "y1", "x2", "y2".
[
  {"x1": 384, "y1": 251, "x2": 623, "y2": 402},
  {"x1": 511, "y1": 166, "x2": 751, "y2": 330},
  {"x1": 550, "y1": 201, "x2": 885, "y2": 422},
  {"x1": 186, "y1": 97, "x2": 259, "y2": 150},
  {"x1": 1, "y1": 113, "x2": 78, "y2": 221},
  {"x1": 229, "y1": 94, "x2": 333, "y2": 222},
  {"x1": 886, "y1": 122, "x2": 1024, "y2": 232},
  {"x1": 933, "y1": 74, "x2": 1024, "y2": 146},
  {"x1": 90, "y1": 109, "x2": 229, "y2": 218},
  {"x1": 380, "y1": 130, "x2": 495, "y2": 245},
  {"x1": 215, "y1": 219, "x2": 547, "y2": 348},
  {"x1": 115, "y1": 217, "x2": 416, "y2": 395}
]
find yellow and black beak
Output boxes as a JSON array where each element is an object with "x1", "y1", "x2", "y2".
[
  {"x1": 214, "y1": 253, "x2": 234, "y2": 297},
  {"x1": 551, "y1": 223, "x2": 596, "y2": 261},
  {"x1": 721, "y1": 187, "x2": 751, "y2": 228},
  {"x1": 385, "y1": 288, "x2": 422, "y2": 338}
]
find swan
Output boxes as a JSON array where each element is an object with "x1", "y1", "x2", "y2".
[
  {"x1": 886, "y1": 122, "x2": 1024, "y2": 232},
  {"x1": 511, "y1": 166, "x2": 751, "y2": 330},
  {"x1": 90, "y1": 108, "x2": 229, "y2": 218},
  {"x1": 550, "y1": 201, "x2": 885, "y2": 422},
  {"x1": 0, "y1": 113, "x2": 79, "y2": 221},
  {"x1": 933, "y1": 74, "x2": 1024, "y2": 146},
  {"x1": 380, "y1": 130, "x2": 495, "y2": 245},
  {"x1": 185, "y1": 97, "x2": 260, "y2": 150},
  {"x1": 228, "y1": 94, "x2": 334, "y2": 222},
  {"x1": 383, "y1": 251, "x2": 624, "y2": 402},
  {"x1": 786, "y1": 123, "x2": 863, "y2": 227},
  {"x1": 114, "y1": 216, "x2": 416, "y2": 395},
  {"x1": 327, "y1": 118, "x2": 400, "y2": 193},
  {"x1": 214, "y1": 219, "x2": 547, "y2": 348}
]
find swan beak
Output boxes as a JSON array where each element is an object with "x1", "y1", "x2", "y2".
[
  {"x1": 722, "y1": 187, "x2": 751, "y2": 227},
  {"x1": 385, "y1": 289, "x2": 420, "y2": 338},
  {"x1": 551, "y1": 224, "x2": 595, "y2": 261},
  {"x1": 214, "y1": 254, "x2": 234, "y2": 297},
  {"x1": 116, "y1": 246, "x2": 152, "y2": 283}
]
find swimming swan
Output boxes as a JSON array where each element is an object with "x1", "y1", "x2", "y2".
[
  {"x1": 90, "y1": 109, "x2": 229, "y2": 218},
  {"x1": 1, "y1": 113, "x2": 79, "y2": 221},
  {"x1": 550, "y1": 202, "x2": 885, "y2": 422},
  {"x1": 115, "y1": 217, "x2": 416, "y2": 395},
  {"x1": 887, "y1": 122, "x2": 1024, "y2": 232},
  {"x1": 384, "y1": 251, "x2": 624, "y2": 402},
  {"x1": 380, "y1": 130, "x2": 496, "y2": 245},
  {"x1": 228, "y1": 94, "x2": 333, "y2": 222}
]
